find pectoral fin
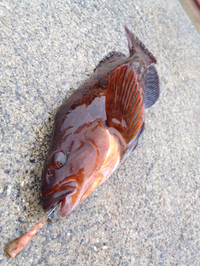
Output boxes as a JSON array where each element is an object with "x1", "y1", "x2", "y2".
[{"x1": 106, "y1": 63, "x2": 145, "y2": 144}]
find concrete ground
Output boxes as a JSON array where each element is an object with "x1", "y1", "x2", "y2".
[
  {"x1": 0, "y1": 0, "x2": 200, "y2": 265},
  {"x1": 179, "y1": 0, "x2": 200, "y2": 34}
]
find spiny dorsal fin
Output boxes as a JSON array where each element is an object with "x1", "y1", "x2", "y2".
[
  {"x1": 94, "y1": 51, "x2": 126, "y2": 72},
  {"x1": 124, "y1": 26, "x2": 157, "y2": 65},
  {"x1": 145, "y1": 65, "x2": 160, "y2": 109},
  {"x1": 106, "y1": 63, "x2": 145, "y2": 143}
]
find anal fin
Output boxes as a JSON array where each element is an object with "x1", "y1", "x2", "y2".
[
  {"x1": 145, "y1": 65, "x2": 160, "y2": 109},
  {"x1": 125, "y1": 26, "x2": 157, "y2": 65},
  {"x1": 106, "y1": 64, "x2": 145, "y2": 144}
]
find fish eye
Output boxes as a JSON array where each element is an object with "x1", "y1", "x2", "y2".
[{"x1": 50, "y1": 150, "x2": 67, "y2": 170}]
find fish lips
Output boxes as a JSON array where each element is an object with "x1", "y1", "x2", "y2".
[{"x1": 42, "y1": 181, "x2": 78, "y2": 210}]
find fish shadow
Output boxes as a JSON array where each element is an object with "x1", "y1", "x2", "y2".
[
  {"x1": 14, "y1": 110, "x2": 56, "y2": 225},
  {"x1": 12, "y1": 94, "x2": 73, "y2": 226}
]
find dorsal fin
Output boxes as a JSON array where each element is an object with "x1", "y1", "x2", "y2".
[
  {"x1": 124, "y1": 26, "x2": 157, "y2": 65},
  {"x1": 106, "y1": 63, "x2": 145, "y2": 144},
  {"x1": 94, "y1": 51, "x2": 126, "y2": 72}
]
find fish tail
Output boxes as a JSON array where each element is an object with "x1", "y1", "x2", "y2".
[
  {"x1": 145, "y1": 65, "x2": 160, "y2": 109},
  {"x1": 124, "y1": 26, "x2": 157, "y2": 66}
]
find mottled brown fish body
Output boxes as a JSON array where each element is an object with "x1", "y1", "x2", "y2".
[{"x1": 42, "y1": 27, "x2": 160, "y2": 216}]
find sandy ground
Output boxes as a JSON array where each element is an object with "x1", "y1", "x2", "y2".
[{"x1": 0, "y1": 0, "x2": 200, "y2": 265}]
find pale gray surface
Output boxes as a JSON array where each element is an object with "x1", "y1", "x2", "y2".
[{"x1": 0, "y1": 0, "x2": 200, "y2": 265}]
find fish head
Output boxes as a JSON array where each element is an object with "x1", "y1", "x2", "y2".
[
  {"x1": 41, "y1": 120, "x2": 110, "y2": 216},
  {"x1": 41, "y1": 138, "x2": 98, "y2": 216}
]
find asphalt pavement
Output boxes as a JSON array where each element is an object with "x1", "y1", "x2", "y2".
[{"x1": 0, "y1": 0, "x2": 200, "y2": 265}]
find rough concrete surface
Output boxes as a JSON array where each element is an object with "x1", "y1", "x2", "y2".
[
  {"x1": 179, "y1": 0, "x2": 200, "y2": 34},
  {"x1": 0, "y1": 0, "x2": 200, "y2": 265}
]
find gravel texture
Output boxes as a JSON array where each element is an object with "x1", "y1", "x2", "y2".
[{"x1": 0, "y1": 0, "x2": 200, "y2": 265}]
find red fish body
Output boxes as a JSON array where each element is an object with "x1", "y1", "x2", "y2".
[{"x1": 41, "y1": 27, "x2": 160, "y2": 217}]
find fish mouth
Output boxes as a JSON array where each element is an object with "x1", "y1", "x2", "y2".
[{"x1": 42, "y1": 181, "x2": 78, "y2": 210}]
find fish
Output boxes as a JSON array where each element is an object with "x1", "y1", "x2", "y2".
[{"x1": 41, "y1": 27, "x2": 160, "y2": 217}]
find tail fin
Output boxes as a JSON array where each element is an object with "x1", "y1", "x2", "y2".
[
  {"x1": 145, "y1": 65, "x2": 160, "y2": 109},
  {"x1": 124, "y1": 26, "x2": 157, "y2": 66}
]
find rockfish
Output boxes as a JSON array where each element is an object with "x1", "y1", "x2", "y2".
[{"x1": 41, "y1": 27, "x2": 160, "y2": 217}]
